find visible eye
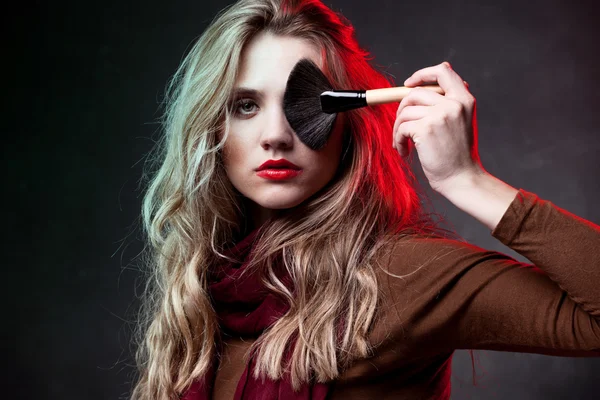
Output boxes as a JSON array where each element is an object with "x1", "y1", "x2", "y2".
[{"x1": 233, "y1": 98, "x2": 259, "y2": 117}]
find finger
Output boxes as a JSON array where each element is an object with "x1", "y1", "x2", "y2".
[
  {"x1": 393, "y1": 105, "x2": 428, "y2": 139},
  {"x1": 394, "y1": 120, "x2": 420, "y2": 157},
  {"x1": 396, "y1": 88, "x2": 445, "y2": 120},
  {"x1": 404, "y1": 61, "x2": 467, "y2": 99},
  {"x1": 398, "y1": 87, "x2": 445, "y2": 108},
  {"x1": 393, "y1": 105, "x2": 426, "y2": 147}
]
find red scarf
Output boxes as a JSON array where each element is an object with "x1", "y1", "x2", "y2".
[{"x1": 181, "y1": 227, "x2": 330, "y2": 399}]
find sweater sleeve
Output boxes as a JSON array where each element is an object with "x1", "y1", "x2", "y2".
[{"x1": 378, "y1": 189, "x2": 600, "y2": 357}]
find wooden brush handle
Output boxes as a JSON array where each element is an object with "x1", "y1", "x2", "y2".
[{"x1": 366, "y1": 85, "x2": 444, "y2": 105}]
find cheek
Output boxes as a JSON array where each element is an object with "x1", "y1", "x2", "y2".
[
  {"x1": 221, "y1": 133, "x2": 245, "y2": 170},
  {"x1": 312, "y1": 134, "x2": 344, "y2": 179},
  {"x1": 221, "y1": 120, "x2": 254, "y2": 170}
]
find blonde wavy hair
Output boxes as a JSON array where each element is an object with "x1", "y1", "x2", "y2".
[{"x1": 131, "y1": 0, "x2": 454, "y2": 398}]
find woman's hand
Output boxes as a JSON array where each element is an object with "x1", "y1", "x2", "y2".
[{"x1": 393, "y1": 61, "x2": 485, "y2": 194}]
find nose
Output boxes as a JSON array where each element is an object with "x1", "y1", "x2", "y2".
[{"x1": 260, "y1": 105, "x2": 294, "y2": 150}]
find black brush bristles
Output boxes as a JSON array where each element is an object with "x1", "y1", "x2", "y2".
[{"x1": 283, "y1": 58, "x2": 337, "y2": 150}]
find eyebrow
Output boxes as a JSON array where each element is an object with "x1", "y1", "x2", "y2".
[{"x1": 231, "y1": 87, "x2": 263, "y2": 98}]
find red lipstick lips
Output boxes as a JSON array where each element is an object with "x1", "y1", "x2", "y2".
[
  {"x1": 256, "y1": 159, "x2": 302, "y2": 180},
  {"x1": 257, "y1": 159, "x2": 301, "y2": 171}
]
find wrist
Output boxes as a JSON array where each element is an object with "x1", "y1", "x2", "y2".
[
  {"x1": 432, "y1": 167, "x2": 487, "y2": 196},
  {"x1": 434, "y1": 170, "x2": 519, "y2": 231}
]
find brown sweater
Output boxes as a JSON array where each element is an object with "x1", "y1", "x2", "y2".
[{"x1": 212, "y1": 189, "x2": 600, "y2": 399}]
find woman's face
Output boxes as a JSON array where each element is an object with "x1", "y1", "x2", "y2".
[{"x1": 221, "y1": 32, "x2": 345, "y2": 226}]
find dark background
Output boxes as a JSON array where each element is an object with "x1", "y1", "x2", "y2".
[{"x1": 8, "y1": 0, "x2": 599, "y2": 399}]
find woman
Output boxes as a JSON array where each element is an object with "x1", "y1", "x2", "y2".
[{"x1": 131, "y1": 0, "x2": 600, "y2": 399}]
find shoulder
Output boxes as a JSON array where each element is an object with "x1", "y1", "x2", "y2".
[
  {"x1": 365, "y1": 234, "x2": 503, "y2": 355},
  {"x1": 374, "y1": 233, "x2": 514, "y2": 287},
  {"x1": 367, "y1": 233, "x2": 529, "y2": 351}
]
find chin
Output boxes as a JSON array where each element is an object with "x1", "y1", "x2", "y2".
[
  {"x1": 258, "y1": 198, "x2": 306, "y2": 210},
  {"x1": 253, "y1": 193, "x2": 309, "y2": 210}
]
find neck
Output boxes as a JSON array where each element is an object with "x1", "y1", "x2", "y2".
[{"x1": 244, "y1": 199, "x2": 280, "y2": 232}]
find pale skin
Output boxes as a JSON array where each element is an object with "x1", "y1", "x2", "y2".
[
  {"x1": 222, "y1": 33, "x2": 344, "y2": 230},
  {"x1": 222, "y1": 32, "x2": 517, "y2": 232},
  {"x1": 394, "y1": 61, "x2": 519, "y2": 231}
]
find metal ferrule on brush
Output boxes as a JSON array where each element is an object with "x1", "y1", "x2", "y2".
[{"x1": 320, "y1": 90, "x2": 367, "y2": 114}]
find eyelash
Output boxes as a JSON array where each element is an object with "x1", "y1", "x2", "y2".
[{"x1": 233, "y1": 98, "x2": 259, "y2": 116}]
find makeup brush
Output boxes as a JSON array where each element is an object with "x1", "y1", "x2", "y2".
[{"x1": 283, "y1": 58, "x2": 444, "y2": 150}]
